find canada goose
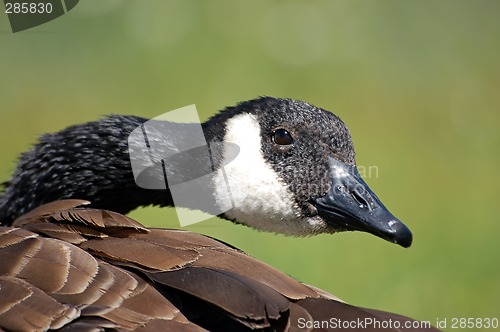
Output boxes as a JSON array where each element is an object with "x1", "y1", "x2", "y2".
[{"x1": 0, "y1": 97, "x2": 436, "y2": 331}]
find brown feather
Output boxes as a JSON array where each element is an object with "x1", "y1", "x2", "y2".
[
  {"x1": 147, "y1": 267, "x2": 290, "y2": 324},
  {"x1": 287, "y1": 303, "x2": 314, "y2": 332},
  {"x1": 0, "y1": 201, "x2": 438, "y2": 331},
  {"x1": 0, "y1": 276, "x2": 80, "y2": 331},
  {"x1": 12, "y1": 199, "x2": 91, "y2": 226},
  {"x1": 21, "y1": 223, "x2": 107, "y2": 244},
  {"x1": 192, "y1": 247, "x2": 320, "y2": 300}
]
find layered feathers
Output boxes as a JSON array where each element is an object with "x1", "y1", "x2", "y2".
[{"x1": 0, "y1": 200, "x2": 436, "y2": 331}]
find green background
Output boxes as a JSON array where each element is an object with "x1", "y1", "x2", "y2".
[{"x1": 1, "y1": 1, "x2": 499, "y2": 330}]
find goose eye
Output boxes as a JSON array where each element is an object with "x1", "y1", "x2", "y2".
[{"x1": 273, "y1": 129, "x2": 293, "y2": 145}]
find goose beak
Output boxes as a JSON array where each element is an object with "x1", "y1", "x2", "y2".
[{"x1": 312, "y1": 158, "x2": 413, "y2": 248}]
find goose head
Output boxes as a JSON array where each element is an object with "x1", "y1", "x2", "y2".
[
  {"x1": 205, "y1": 97, "x2": 412, "y2": 247},
  {"x1": 0, "y1": 97, "x2": 412, "y2": 247}
]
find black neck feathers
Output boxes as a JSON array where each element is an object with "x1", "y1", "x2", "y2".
[{"x1": 0, "y1": 115, "x2": 177, "y2": 225}]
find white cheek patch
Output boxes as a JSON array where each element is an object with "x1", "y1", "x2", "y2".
[{"x1": 212, "y1": 113, "x2": 325, "y2": 235}]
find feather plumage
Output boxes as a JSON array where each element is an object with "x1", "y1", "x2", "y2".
[{"x1": 0, "y1": 201, "x2": 437, "y2": 331}]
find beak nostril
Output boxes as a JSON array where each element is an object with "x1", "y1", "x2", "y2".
[{"x1": 351, "y1": 190, "x2": 368, "y2": 208}]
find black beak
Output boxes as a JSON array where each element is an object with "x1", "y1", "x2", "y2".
[{"x1": 313, "y1": 158, "x2": 412, "y2": 248}]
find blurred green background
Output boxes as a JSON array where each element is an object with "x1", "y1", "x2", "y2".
[{"x1": 1, "y1": 1, "x2": 499, "y2": 330}]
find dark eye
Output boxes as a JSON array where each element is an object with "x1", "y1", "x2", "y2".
[{"x1": 272, "y1": 129, "x2": 293, "y2": 145}]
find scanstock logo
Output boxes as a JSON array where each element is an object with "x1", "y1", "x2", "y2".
[
  {"x1": 128, "y1": 105, "x2": 242, "y2": 227},
  {"x1": 3, "y1": 0, "x2": 79, "y2": 33}
]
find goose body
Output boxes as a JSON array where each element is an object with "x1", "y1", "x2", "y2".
[{"x1": 0, "y1": 97, "x2": 435, "y2": 331}]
